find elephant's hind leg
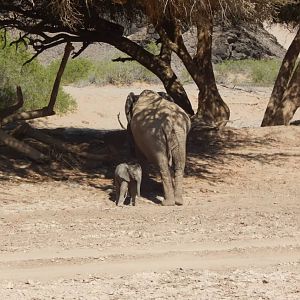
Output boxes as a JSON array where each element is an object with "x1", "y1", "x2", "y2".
[
  {"x1": 172, "y1": 139, "x2": 186, "y2": 206},
  {"x1": 174, "y1": 169, "x2": 184, "y2": 205},
  {"x1": 115, "y1": 179, "x2": 120, "y2": 205},
  {"x1": 159, "y1": 163, "x2": 175, "y2": 206},
  {"x1": 129, "y1": 181, "x2": 137, "y2": 206}
]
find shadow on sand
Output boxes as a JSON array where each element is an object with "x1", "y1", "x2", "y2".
[{"x1": 1, "y1": 125, "x2": 299, "y2": 203}]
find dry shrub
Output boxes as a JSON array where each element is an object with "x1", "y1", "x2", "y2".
[
  {"x1": 36, "y1": 1, "x2": 293, "y2": 28},
  {"x1": 139, "y1": 0, "x2": 281, "y2": 25}
]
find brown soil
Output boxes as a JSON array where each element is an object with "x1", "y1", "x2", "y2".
[{"x1": 0, "y1": 83, "x2": 299, "y2": 299}]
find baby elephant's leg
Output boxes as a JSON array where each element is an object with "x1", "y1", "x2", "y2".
[
  {"x1": 129, "y1": 181, "x2": 138, "y2": 206},
  {"x1": 118, "y1": 181, "x2": 128, "y2": 206},
  {"x1": 115, "y1": 179, "x2": 121, "y2": 205}
]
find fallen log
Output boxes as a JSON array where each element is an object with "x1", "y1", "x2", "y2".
[
  {"x1": 1, "y1": 108, "x2": 55, "y2": 127},
  {"x1": 0, "y1": 128, "x2": 47, "y2": 163},
  {"x1": 24, "y1": 124, "x2": 113, "y2": 161}
]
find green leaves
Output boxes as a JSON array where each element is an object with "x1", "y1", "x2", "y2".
[{"x1": 0, "y1": 32, "x2": 76, "y2": 114}]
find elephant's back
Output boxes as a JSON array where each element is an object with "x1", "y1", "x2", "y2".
[{"x1": 132, "y1": 90, "x2": 190, "y2": 127}]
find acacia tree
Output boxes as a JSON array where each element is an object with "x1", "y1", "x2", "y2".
[
  {"x1": 0, "y1": 0, "x2": 194, "y2": 116},
  {"x1": 261, "y1": 1, "x2": 300, "y2": 126},
  {"x1": 0, "y1": 1, "x2": 284, "y2": 124},
  {"x1": 69, "y1": 0, "x2": 282, "y2": 125}
]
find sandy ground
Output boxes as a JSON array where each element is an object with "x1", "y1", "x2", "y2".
[
  {"x1": 1, "y1": 83, "x2": 300, "y2": 299},
  {"x1": 34, "y1": 84, "x2": 300, "y2": 130}
]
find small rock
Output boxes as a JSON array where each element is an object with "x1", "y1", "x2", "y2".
[
  {"x1": 262, "y1": 279, "x2": 269, "y2": 284},
  {"x1": 25, "y1": 279, "x2": 34, "y2": 285}
]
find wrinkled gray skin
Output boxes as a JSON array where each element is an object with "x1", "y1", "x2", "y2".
[
  {"x1": 125, "y1": 90, "x2": 191, "y2": 206},
  {"x1": 114, "y1": 163, "x2": 142, "y2": 206}
]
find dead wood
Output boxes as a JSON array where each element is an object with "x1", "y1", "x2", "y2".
[
  {"x1": 24, "y1": 124, "x2": 114, "y2": 161},
  {"x1": 1, "y1": 108, "x2": 55, "y2": 127},
  {"x1": 0, "y1": 128, "x2": 48, "y2": 163},
  {"x1": 9, "y1": 122, "x2": 30, "y2": 138}
]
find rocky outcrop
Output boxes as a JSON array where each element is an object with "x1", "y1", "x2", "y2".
[
  {"x1": 212, "y1": 24, "x2": 285, "y2": 62},
  {"x1": 180, "y1": 23, "x2": 285, "y2": 63}
]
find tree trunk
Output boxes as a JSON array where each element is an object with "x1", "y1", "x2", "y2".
[
  {"x1": 158, "y1": 17, "x2": 229, "y2": 125},
  {"x1": 272, "y1": 60, "x2": 300, "y2": 125},
  {"x1": 261, "y1": 27, "x2": 300, "y2": 126},
  {"x1": 193, "y1": 22, "x2": 230, "y2": 125},
  {"x1": 108, "y1": 36, "x2": 194, "y2": 115}
]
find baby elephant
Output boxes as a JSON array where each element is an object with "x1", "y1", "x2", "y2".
[{"x1": 114, "y1": 163, "x2": 142, "y2": 206}]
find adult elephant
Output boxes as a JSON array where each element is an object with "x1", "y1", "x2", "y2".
[{"x1": 125, "y1": 90, "x2": 191, "y2": 206}]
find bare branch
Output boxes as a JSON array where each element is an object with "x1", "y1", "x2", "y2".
[
  {"x1": 1, "y1": 108, "x2": 55, "y2": 126},
  {"x1": 112, "y1": 56, "x2": 135, "y2": 63},
  {"x1": 48, "y1": 42, "x2": 74, "y2": 111},
  {"x1": 24, "y1": 36, "x2": 77, "y2": 65},
  {"x1": 23, "y1": 49, "x2": 44, "y2": 65},
  {"x1": 72, "y1": 41, "x2": 90, "y2": 58}
]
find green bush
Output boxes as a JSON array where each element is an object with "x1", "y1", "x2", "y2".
[
  {"x1": 48, "y1": 53, "x2": 159, "y2": 87},
  {"x1": 48, "y1": 58, "x2": 94, "y2": 86},
  {"x1": 0, "y1": 33, "x2": 76, "y2": 114},
  {"x1": 88, "y1": 58, "x2": 159, "y2": 85},
  {"x1": 214, "y1": 59, "x2": 281, "y2": 86},
  {"x1": 145, "y1": 41, "x2": 161, "y2": 55},
  {"x1": 179, "y1": 68, "x2": 193, "y2": 84}
]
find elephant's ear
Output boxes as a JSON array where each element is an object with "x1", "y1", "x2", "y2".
[
  {"x1": 157, "y1": 92, "x2": 174, "y2": 103},
  {"x1": 121, "y1": 165, "x2": 130, "y2": 182},
  {"x1": 125, "y1": 92, "x2": 138, "y2": 123}
]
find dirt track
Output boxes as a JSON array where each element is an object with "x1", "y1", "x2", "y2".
[{"x1": 0, "y1": 84, "x2": 300, "y2": 299}]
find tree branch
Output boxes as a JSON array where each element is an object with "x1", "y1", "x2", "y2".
[
  {"x1": 112, "y1": 56, "x2": 135, "y2": 62},
  {"x1": 48, "y1": 42, "x2": 74, "y2": 111},
  {"x1": 72, "y1": 41, "x2": 90, "y2": 58},
  {"x1": 1, "y1": 108, "x2": 55, "y2": 127}
]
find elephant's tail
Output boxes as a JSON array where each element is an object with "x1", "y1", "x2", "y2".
[{"x1": 162, "y1": 125, "x2": 178, "y2": 167}]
